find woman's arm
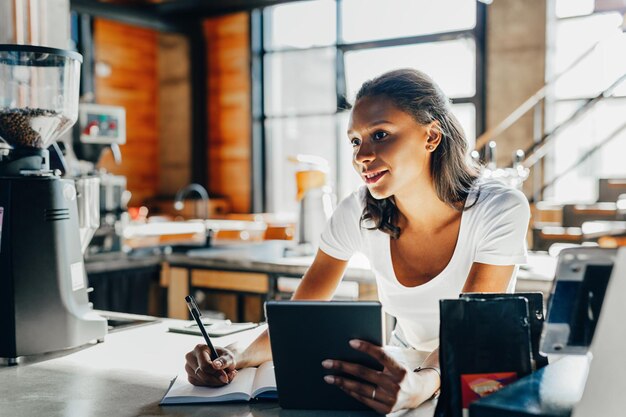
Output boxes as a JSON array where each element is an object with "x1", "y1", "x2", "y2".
[
  {"x1": 461, "y1": 262, "x2": 516, "y2": 293},
  {"x1": 231, "y1": 249, "x2": 349, "y2": 368},
  {"x1": 186, "y1": 249, "x2": 349, "y2": 386}
]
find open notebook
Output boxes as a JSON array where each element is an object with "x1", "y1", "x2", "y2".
[{"x1": 160, "y1": 361, "x2": 277, "y2": 404}]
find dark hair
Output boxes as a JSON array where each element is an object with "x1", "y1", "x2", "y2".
[{"x1": 355, "y1": 68, "x2": 480, "y2": 239}]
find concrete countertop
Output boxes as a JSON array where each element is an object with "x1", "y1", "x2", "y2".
[{"x1": 0, "y1": 318, "x2": 434, "y2": 417}]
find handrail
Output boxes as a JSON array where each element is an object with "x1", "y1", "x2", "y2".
[
  {"x1": 474, "y1": 35, "x2": 610, "y2": 151},
  {"x1": 529, "y1": 119, "x2": 626, "y2": 203},
  {"x1": 521, "y1": 71, "x2": 626, "y2": 169}
]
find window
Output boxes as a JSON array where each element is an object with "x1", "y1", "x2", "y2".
[
  {"x1": 253, "y1": 0, "x2": 485, "y2": 213},
  {"x1": 545, "y1": 0, "x2": 626, "y2": 203}
]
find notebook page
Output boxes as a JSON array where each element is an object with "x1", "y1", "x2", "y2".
[
  {"x1": 161, "y1": 367, "x2": 257, "y2": 404},
  {"x1": 251, "y1": 361, "x2": 277, "y2": 398}
]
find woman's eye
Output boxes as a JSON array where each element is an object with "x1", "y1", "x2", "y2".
[{"x1": 372, "y1": 131, "x2": 388, "y2": 141}]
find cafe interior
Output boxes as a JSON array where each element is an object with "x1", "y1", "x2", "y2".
[{"x1": 1, "y1": 0, "x2": 625, "y2": 416}]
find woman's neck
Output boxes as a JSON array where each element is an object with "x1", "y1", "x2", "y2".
[{"x1": 393, "y1": 177, "x2": 460, "y2": 232}]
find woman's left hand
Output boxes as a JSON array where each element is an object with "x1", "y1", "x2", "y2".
[{"x1": 321, "y1": 339, "x2": 428, "y2": 414}]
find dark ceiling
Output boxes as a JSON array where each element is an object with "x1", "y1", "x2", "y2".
[{"x1": 70, "y1": 0, "x2": 305, "y2": 30}]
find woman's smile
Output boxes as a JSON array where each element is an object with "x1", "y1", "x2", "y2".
[{"x1": 362, "y1": 169, "x2": 388, "y2": 184}]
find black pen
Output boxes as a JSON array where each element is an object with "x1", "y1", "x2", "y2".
[{"x1": 185, "y1": 295, "x2": 219, "y2": 361}]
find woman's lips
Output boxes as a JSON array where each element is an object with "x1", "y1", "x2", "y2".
[{"x1": 363, "y1": 170, "x2": 388, "y2": 184}]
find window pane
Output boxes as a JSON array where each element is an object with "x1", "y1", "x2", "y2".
[
  {"x1": 451, "y1": 103, "x2": 476, "y2": 148},
  {"x1": 344, "y1": 38, "x2": 476, "y2": 102},
  {"x1": 264, "y1": 0, "x2": 336, "y2": 50},
  {"x1": 336, "y1": 111, "x2": 362, "y2": 200},
  {"x1": 549, "y1": 99, "x2": 626, "y2": 203},
  {"x1": 554, "y1": 13, "x2": 626, "y2": 99},
  {"x1": 555, "y1": 0, "x2": 594, "y2": 18},
  {"x1": 341, "y1": 0, "x2": 476, "y2": 43},
  {"x1": 264, "y1": 48, "x2": 336, "y2": 116},
  {"x1": 265, "y1": 115, "x2": 338, "y2": 213}
]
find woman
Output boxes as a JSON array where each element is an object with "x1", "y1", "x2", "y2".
[{"x1": 184, "y1": 68, "x2": 530, "y2": 413}]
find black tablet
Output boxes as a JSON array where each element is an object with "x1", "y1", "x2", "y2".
[{"x1": 265, "y1": 300, "x2": 383, "y2": 410}]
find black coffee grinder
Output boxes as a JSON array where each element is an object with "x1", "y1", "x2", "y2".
[{"x1": 0, "y1": 45, "x2": 107, "y2": 363}]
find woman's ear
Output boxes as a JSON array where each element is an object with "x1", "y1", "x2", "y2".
[{"x1": 425, "y1": 120, "x2": 442, "y2": 152}]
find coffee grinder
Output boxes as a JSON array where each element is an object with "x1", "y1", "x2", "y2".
[{"x1": 0, "y1": 44, "x2": 107, "y2": 363}]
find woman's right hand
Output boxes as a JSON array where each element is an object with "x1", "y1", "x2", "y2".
[{"x1": 185, "y1": 344, "x2": 238, "y2": 387}]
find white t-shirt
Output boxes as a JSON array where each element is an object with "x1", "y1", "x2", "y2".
[{"x1": 319, "y1": 179, "x2": 530, "y2": 351}]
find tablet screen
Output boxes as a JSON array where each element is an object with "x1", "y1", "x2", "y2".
[{"x1": 266, "y1": 300, "x2": 383, "y2": 410}]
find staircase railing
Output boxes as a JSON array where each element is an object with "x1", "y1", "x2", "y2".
[
  {"x1": 474, "y1": 30, "x2": 626, "y2": 201},
  {"x1": 474, "y1": 35, "x2": 603, "y2": 152},
  {"x1": 528, "y1": 119, "x2": 626, "y2": 203}
]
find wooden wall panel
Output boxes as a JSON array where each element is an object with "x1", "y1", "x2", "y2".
[
  {"x1": 204, "y1": 13, "x2": 252, "y2": 213},
  {"x1": 94, "y1": 19, "x2": 159, "y2": 206},
  {"x1": 158, "y1": 33, "x2": 192, "y2": 196}
]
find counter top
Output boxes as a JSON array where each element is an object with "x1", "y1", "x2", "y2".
[
  {"x1": 168, "y1": 240, "x2": 375, "y2": 282},
  {"x1": 85, "y1": 241, "x2": 557, "y2": 287},
  {"x1": 84, "y1": 251, "x2": 163, "y2": 274},
  {"x1": 0, "y1": 318, "x2": 435, "y2": 417}
]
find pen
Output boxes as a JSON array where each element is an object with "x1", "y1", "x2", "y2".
[{"x1": 185, "y1": 295, "x2": 219, "y2": 361}]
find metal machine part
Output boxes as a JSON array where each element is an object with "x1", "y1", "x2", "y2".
[
  {"x1": 76, "y1": 176, "x2": 101, "y2": 254},
  {"x1": 69, "y1": 103, "x2": 129, "y2": 255},
  {"x1": 540, "y1": 247, "x2": 615, "y2": 355},
  {"x1": 0, "y1": 177, "x2": 107, "y2": 360},
  {"x1": 0, "y1": 44, "x2": 106, "y2": 361},
  {"x1": 78, "y1": 103, "x2": 126, "y2": 145},
  {"x1": 174, "y1": 183, "x2": 210, "y2": 219}
]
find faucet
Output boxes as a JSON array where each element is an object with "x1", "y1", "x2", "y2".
[{"x1": 174, "y1": 183, "x2": 210, "y2": 219}]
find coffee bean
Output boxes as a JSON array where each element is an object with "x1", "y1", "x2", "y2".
[{"x1": 0, "y1": 108, "x2": 69, "y2": 149}]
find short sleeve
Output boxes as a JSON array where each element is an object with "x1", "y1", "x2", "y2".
[
  {"x1": 318, "y1": 190, "x2": 364, "y2": 261},
  {"x1": 474, "y1": 188, "x2": 530, "y2": 265}
]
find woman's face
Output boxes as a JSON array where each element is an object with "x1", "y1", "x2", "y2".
[{"x1": 348, "y1": 95, "x2": 433, "y2": 200}]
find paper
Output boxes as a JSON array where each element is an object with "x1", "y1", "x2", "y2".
[{"x1": 160, "y1": 361, "x2": 277, "y2": 405}]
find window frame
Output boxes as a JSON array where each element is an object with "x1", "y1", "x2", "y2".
[
  {"x1": 543, "y1": 7, "x2": 626, "y2": 203},
  {"x1": 251, "y1": 0, "x2": 487, "y2": 212}
]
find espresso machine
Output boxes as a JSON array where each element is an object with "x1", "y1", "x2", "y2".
[
  {"x1": 71, "y1": 103, "x2": 129, "y2": 255},
  {"x1": 0, "y1": 44, "x2": 107, "y2": 363}
]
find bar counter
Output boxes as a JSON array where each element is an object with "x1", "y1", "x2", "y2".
[{"x1": 0, "y1": 318, "x2": 436, "y2": 417}]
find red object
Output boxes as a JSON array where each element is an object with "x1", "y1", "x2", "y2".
[
  {"x1": 461, "y1": 372, "x2": 518, "y2": 409},
  {"x1": 128, "y1": 207, "x2": 140, "y2": 221}
]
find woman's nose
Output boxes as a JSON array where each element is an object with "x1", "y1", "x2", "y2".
[{"x1": 354, "y1": 142, "x2": 375, "y2": 165}]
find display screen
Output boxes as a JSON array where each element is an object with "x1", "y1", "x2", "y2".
[
  {"x1": 569, "y1": 264, "x2": 613, "y2": 346},
  {"x1": 82, "y1": 113, "x2": 119, "y2": 141}
]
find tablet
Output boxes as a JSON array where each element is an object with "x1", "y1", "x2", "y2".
[{"x1": 265, "y1": 300, "x2": 383, "y2": 410}]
